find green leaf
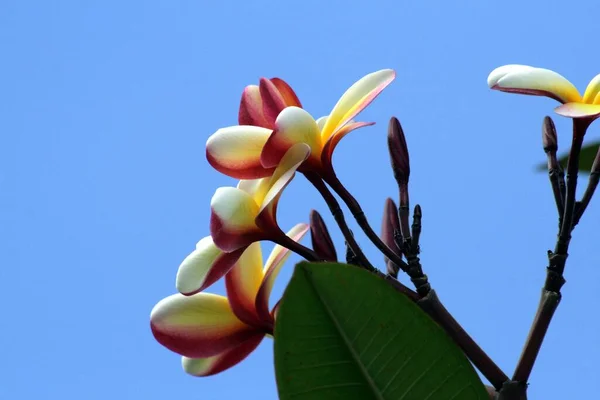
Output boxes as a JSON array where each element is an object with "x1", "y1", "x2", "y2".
[
  {"x1": 536, "y1": 141, "x2": 600, "y2": 173},
  {"x1": 274, "y1": 262, "x2": 488, "y2": 400}
]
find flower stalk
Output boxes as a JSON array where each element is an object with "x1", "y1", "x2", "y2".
[{"x1": 513, "y1": 118, "x2": 591, "y2": 385}]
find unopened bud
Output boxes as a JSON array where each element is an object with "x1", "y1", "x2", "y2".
[
  {"x1": 309, "y1": 210, "x2": 337, "y2": 262},
  {"x1": 388, "y1": 116, "x2": 410, "y2": 184},
  {"x1": 381, "y1": 198, "x2": 401, "y2": 263},
  {"x1": 542, "y1": 116, "x2": 558, "y2": 153}
]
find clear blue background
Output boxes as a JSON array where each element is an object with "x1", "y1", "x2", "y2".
[{"x1": 2, "y1": 1, "x2": 599, "y2": 398}]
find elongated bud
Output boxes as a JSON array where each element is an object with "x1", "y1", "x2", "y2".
[
  {"x1": 309, "y1": 210, "x2": 337, "y2": 261},
  {"x1": 381, "y1": 198, "x2": 400, "y2": 262},
  {"x1": 542, "y1": 116, "x2": 558, "y2": 153},
  {"x1": 388, "y1": 116, "x2": 410, "y2": 184}
]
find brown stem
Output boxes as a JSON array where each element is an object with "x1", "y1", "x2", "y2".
[
  {"x1": 303, "y1": 172, "x2": 376, "y2": 271},
  {"x1": 308, "y1": 174, "x2": 504, "y2": 387},
  {"x1": 418, "y1": 290, "x2": 509, "y2": 390},
  {"x1": 323, "y1": 172, "x2": 409, "y2": 272},
  {"x1": 512, "y1": 119, "x2": 589, "y2": 385},
  {"x1": 573, "y1": 144, "x2": 600, "y2": 226},
  {"x1": 273, "y1": 233, "x2": 321, "y2": 262},
  {"x1": 512, "y1": 290, "x2": 560, "y2": 382}
]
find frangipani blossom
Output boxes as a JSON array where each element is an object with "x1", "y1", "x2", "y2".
[
  {"x1": 210, "y1": 143, "x2": 310, "y2": 252},
  {"x1": 151, "y1": 224, "x2": 308, "y2": 376},
  {"x1": 239, "y1": 77, "x2": 302, "y2": 129},
  {"x1": 205, "y1": 78, "x2": 302, "y2": 180},
  {"x1": 488, "y1": 65, "x2": 600, "y2": 121},
  {"x1": 207, "y1": 69, "x2": 396, "y2": 179}
]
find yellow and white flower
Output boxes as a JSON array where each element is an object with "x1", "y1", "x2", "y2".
[
  {"x1": 151, "y1": 224, "x2": 308, "y2": 376},
  {"x1": 488, "y1": 64, "x2": 600, "y2": 121}
]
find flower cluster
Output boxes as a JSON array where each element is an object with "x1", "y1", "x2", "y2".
[
  {"x1": 150, "y1": 70, "x2": 396, "y2": 376},
  {"x1": 147, "y1": 60, "x2": 600, "y2": 400}
]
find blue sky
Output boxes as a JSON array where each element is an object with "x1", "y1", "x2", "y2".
[{"x1": 2, "y1": 1, "x2": 599, "y2": 398}]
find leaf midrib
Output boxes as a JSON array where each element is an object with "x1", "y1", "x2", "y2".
[{"x1": 302, "y1": 266, "x2": 385, "y2": 400}]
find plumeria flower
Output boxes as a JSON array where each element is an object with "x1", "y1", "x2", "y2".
[
  {"x1": 151, "y1": 224, "x2": 308, "y2": 377},
  {"x1": 488, "y1": 65, "x2": 600, "y2": 122},
  {"x1": 238, "y1": 77, "x2": 302, "y2": 129},
  {"x1": 206, "y1": 69, "x2": 396, "y2": 179},
  {"x1": 210, "y1": 143, "x2": 310, "y2": 252}
]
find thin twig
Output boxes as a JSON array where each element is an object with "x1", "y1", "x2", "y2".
[
  {"x1": 418, "y1": 290, "x2": 509, "y2": 389},
  {"x1": 304, "y1": 172, "x2": 376, "y2": 271},
  {"x1": 273, "y1": 233, "x2": 321, "y2": 262},
  {"x1": 323, "y1": 172, "x2": 409, "y2": 272},
  {"x1": 512, "y1": 119, "x2": 590, "y2": 384},
  {"x1": 573, "y1": 144, "x2": 600, "y2": 226}
]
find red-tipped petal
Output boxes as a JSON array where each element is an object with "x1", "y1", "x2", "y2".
[
  {"x1": 321, "y1": 121, "x2": 374, "y2": 169},
  {"x1": 210, "y1": 187, "x2": 263, "y2": 252},
  {"x1": 181, "y1": 333, "x2": 265, "y2": 377},
  {"x1": 270, "y1": 77, "x2": 302, "y2": 108},
  {"x1": 555, "y1": 103, "x2": 600, "y2": 119},
  {"x1": 238, "y1": 85, "x2": 270, "y2": 128},
  {"x1": 321, "y1": 69, "x2": 395, "y2": 141},
  {"x1": 255, "y1": 223, "x2": 309, "y2": 322},
  {"x1": 176, "y1": 236, "x2": 245, "y2": 295},
  {"x1": 225, "y1": 242, "x2": 264, "y2": 326},
  {"x1": 259, "y1": 78, "x2": 288, "y2": 128},
  {"x1": 206, "y1": 126, "x2": 275, "y2": 179},
  {"x1": 150, "y1": 293, "x2": 260, "y2": 358},
  {"x1": 261, "y1": 106, "x2": 322, "y2": 169}
]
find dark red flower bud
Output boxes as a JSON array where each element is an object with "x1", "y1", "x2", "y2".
[
  {"x1": 542, "y1": 116, "x2": 558, "y2": 153},
  {"x1": 309, "y1": 210, "x2": 337, "y2": 261},
  {"x1": 381, "y1": 198, "x2": 400, "y2": 263},
  {"x1": 388, "y1": 116, "x2": 410, "y2": 184}
]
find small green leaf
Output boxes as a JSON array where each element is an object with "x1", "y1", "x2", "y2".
[
  {"x1": 536, "y1": 141, "x2": 600, "y2": 173},
  {"x1": 274, "y1": 262, "x2": 488, "y2": 400}
]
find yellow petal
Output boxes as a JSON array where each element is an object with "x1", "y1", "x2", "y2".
[
  {"x1": 583, "y1": 73, "x2": 600, "y2": 104},
  {"x1": 316, "y1": 116, "x2": 328, "y2": 132},
  {"x1": 254, "y1": 144, "x2": 310, "y2": 232},
  {"x1": 322, "y1": 121, "x2": 374, "y2": 166},
  {"x1": 237, "y1": 178, "x2": 271, "y2": 205},
  {"x1": 260, "y1": 143, "x2": 311, "y2": 214},
  {"x1": 255, "y1": 223, "x2": 309, "y2": 322},
  {"x1": 488, "y1": 64, "x2": 581, "y2": 104},
  {"x1": 321, "y1": 69, "x2": 395, "y2": 141},
  {"x1": 225, "y1": 242, "x2": 265, "y2": 325}
]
